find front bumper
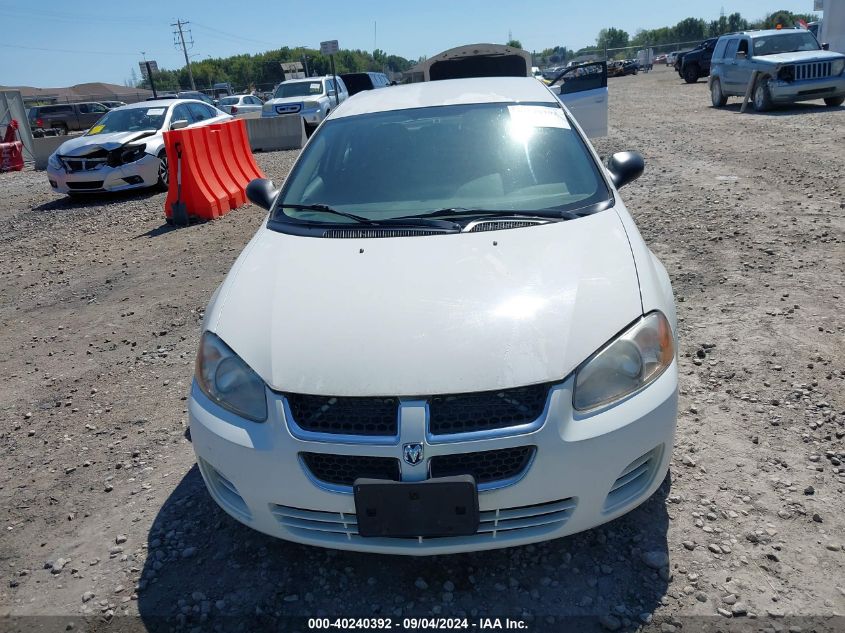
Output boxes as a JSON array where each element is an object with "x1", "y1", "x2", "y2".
[
  {"x1": 189, "y1": 362, "x2": 678, "y2": 555},
  {"x1": 770, "y1": 75, "x2": 845, "y2": 102},
  {"x1": 46, "y1": 153, "x2": 159, "y2": 194},
  {"x1": 261, "y1": 107, "x2": 324, "y2": 125}
]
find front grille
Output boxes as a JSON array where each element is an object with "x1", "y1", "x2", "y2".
[
  {"x1": 795, "y1": 61, "x2": 832, "y2": 81},
  {"x1": 429, "y1": 446, "x2": 535, "y2": 484},
  {"x1": 300, "y1": 453, "x2": 400, "y2": 486},
  {"x1": 66, "y1": 180, "x2": 104, "y2": 190},
  {"x1": 428, "y1": 383, "x2": 550, "y2": 436},
  {"x1": 603, "y1": 445, "x2": 663, "y2": 512},
  {"x1": 285, "y1": 394, "x2": 398, "y2": 436},
  {"x1": 63, "y1": 158, "x2": 107, "y2": 172},
  {"x1": 269, "y1": 497, "x2": 576, "y2": 543},
  {"x1": 276, "y1": 104, "x2": 302, "y2": 114}
]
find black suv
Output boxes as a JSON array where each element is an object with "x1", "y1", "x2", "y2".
[{"x1": 676, "y1": 38, "x2": 718, "y2": 83}]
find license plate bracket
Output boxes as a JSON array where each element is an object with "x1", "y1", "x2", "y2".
[{"x1": 354, "y1": 475, "x2": 479, "y2": 538}]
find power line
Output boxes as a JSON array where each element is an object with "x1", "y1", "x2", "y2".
[
  {"x1": 0, "y1": 7, "x2": 154, "y2": 26},
  {"x1": 190, "y1": 22, "x2": 275, "y2": 47},
  {"x1": 0, "y1": 42, "x2": 137, "y2": 56}
]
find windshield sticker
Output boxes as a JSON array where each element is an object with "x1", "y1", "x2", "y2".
[
  {"x1": 310, "y1": 83, "x2": 322, "y2": 93},
  {"x1": 88, "y1": 124, "x2": 105, "y2": 135},
  {"x1": 508, "y1": 105, "x2": 570, "y2": 130},
  {"x1": 146, "y1": 108, "x2": 165, "y2": 116}
]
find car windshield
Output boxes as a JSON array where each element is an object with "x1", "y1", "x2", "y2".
[
  {"x1": 85, "y1": 106, "x2": 166, "y2": 135},
  {"x1": 753, "y1": 32, "x2": 820, "y2": 55},
  {"x1": 218, "y1": 97, "x2": 238, "y2": 105},
  {"x1": 274, "y1": 81, "x2": 324, "y2": 99},
  {"x1": 272, "y1": 102, "x2": 610, "y2": 223}
]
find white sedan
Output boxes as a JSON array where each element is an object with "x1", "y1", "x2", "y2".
[
  {"x1": 189, "y1": 77, "x2": 679, "y2": 555},
  {"x1": 46, "y1": 99, "x2": 230, "y2": 196},
  {"x1": 216, "y1": 94, "x2": 264, "y2": 115}
]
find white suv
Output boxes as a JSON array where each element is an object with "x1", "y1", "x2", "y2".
[{"x1": 261, "y1": 76, "x2": 348, "y2": 132}]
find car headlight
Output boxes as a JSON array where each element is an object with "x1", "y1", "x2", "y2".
[
  {"x1": 47, "y1": 153, "x2": 62, "y2": 170},
  {"x1": 573, "y1": 311, "x2": 674, "y2": 411},
  {"x1": 195, "y1": 331, "x2": 268, "y2": 422},
  {"x1": 303, "y1": 100, "x2": 319, "y2": 109},
  {"x1": 832, "y1": 59, "x2": 845, "y2": 76},
  {"x1": 120, "y1": 143, "x2": 147, "y2": 164}
]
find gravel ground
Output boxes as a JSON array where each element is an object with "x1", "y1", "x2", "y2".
[{"x1": 1, "y1": 67, "x2": 843, "y2": 632}]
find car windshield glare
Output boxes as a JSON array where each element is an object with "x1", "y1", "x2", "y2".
[
  {"x1": 85, "y1": 106, "x2": 166, "y2": 135},
  {"x1": 274, "y1": 81, "x2": 324, "y2": 98},
  {"x1": 219, "y1": 97, "x2": 238, "y2": 105},
  {"x1": 753, "y1": 32, "x2": 820, "y2": 55},
  {"x1": 273, "y1": 103, "x2": 610, "y2": 223}
]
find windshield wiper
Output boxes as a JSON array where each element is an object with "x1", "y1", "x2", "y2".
[
  {"x1": 279, "y1": 203, "x2": 461, "y2": 230},
  {"x1": 280, "y1": 203, "x2": 381, "y2": 225},
  {"x1": 395, "y1": 207, "x2": 583, "y2": 221}
]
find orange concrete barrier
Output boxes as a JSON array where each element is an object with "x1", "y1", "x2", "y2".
[{"x1": 163, "y1": 118, "x2": 265, "y2": 224}]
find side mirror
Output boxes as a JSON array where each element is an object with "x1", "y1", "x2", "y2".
[
  {"x1": 821, "y1": 43, "x2": 830, "y2": 51},
  {"x1": 607, "y1": 151, "x2": 645, "y2": 189},
  {"x1": 170, "y1": 119, "x2": 189, "y2": 130},
  {"x1": 246, "y1": 178, "x2": 279, "y2": 211}
]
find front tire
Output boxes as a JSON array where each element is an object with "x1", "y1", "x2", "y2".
[
  {"x1": 824, "y1": 96, "x2": 845, "y2": 107},
  {"x1": 752, "y1": 77, "x2": 773, "y2": 112},
  {"x1": 53, "y1": 123, "x2": 68, "y2": 135},
  {"x1": 155, "y1": 151, "x2": 169, "y2": 191},
  {"x1": 683, "y1": 64, "x2": 699, "y2": 84},
  {"x1": 710, "y1": 79, "x2": 728, "y2": 107}
]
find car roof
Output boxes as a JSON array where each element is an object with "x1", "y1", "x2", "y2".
[
  {"x1": 281, "y1": 76, "x2": 330, "y2": 84},
  {"x1": 116, "y1": 99, "x2": 204, "y2": 110},
  {"x1": 333, "y1": 77, "x2": 557, "y2": 119},
  {"x1": 721, "y1": 29, "x2": 805, "y2": 39}
]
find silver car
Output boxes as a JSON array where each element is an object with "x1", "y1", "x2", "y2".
[
  {"x1": 709, "y1": 29, "x2": 845, "y2": 111},
  {"x1": 217, "y1": 94, "x2": 264, "y2": 115},
  {"x1": 46, "y1": 99, "x2": 230, "y2": 196}
]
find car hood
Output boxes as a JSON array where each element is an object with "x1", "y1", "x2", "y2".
[
  {"x1": 754, "y1": 50, "x2": 844, "y2": 64},
  {"x1": 57, "y1": 130, "x2": 160, "y2": 155},
  {"x1": 209, "y1": 209, "x2": 643, "y2": 396}
]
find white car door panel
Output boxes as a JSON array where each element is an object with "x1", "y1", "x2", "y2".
[{"x1": 547, "y1": 62, "x2": 609, "y2": 138}]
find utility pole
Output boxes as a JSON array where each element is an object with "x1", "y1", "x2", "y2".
[{"x1": 171, "y1": 19, "x2": 196, "y2": 90}]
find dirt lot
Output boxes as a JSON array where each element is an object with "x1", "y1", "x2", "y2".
[{"x1": 1, "y1": 66, "x2": 843, "y2": 632}]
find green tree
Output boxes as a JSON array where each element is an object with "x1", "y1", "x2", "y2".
[
  {"x1": 673, "y1": 17, "x2": 707, "y2": 42},
  {"x1": 596, "y1": 28, "x2": 630, "y2": 53},
  {"x1": 506, "y1": 39, "x2": 523, "y2": 49},
  {"x1": 727, "y1": 12, "x2": 749, "y2": 33}
]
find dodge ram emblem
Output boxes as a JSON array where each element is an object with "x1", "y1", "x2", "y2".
[{"x1": 402, "y1": 443, "x2": 424, "y2": 466}]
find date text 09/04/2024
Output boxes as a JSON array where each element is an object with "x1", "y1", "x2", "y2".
[{"x1": 307, "y1": 618, "x2": 528, "y2": 630}]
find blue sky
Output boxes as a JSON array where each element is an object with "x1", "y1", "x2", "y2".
[{"x1": 0, "y1": 0, "x2": 819, "y2": 87}]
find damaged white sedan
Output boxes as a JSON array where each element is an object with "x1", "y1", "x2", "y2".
[
  {"x1": 190, "y1": 77, "x2": 679, "y2": 555},
  {"x1": 46, "y1": 99, "x2": 229, "y2": 196}
]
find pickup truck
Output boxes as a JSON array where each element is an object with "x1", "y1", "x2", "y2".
[
  {"x1": 261, "y1": 76, "x2": 349, "y2": 134},
  {"x1": 28, "y1": 102, "x2": 110, "y2": 135},
  {"x1": 677, "y1": 38, "x2": 719, "y2": 83}
]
